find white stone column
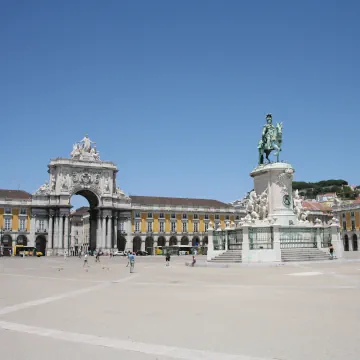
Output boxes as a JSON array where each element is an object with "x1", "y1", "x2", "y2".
[
  {"x1": 332, "y1": 223, "x2": 343, "y2": 258},
  {"x1": 59, "y1": 216, "x2": 64, "y2": 253},
  {"x1": 96, "y1": 214, "x2": 101, "y2": 251},
  {"x1": 272, "y1": 225, "x2": 281, "y2": 262},
  {"x1": 140, "y1": 236, "x2": 145, "y2": 251},
  {"x1": 241, "y1": 225, "x2": 250, "y2": 263},
  {"x1": 113, "y1": 216, "x2": 118, "y2": 249},
  {"x1": 64, "y1": 216, "x2": 69, "y2": 251},
  {"x1": 106, "y1": 216, "x2": 112, "y2": 249},
  {"x1": 29, "y1": 215, "x2": 36, "y2": 248},
  {"x1": 101, "y1": 216, "x2": 106, "y2": 250},
  {"x1": 53, "y1": 216, "x2": 59, "y2": 252},
  {"x1": 48, "y1": 215, "x2": 53, "y2": 250},
  {"x1": 206, "y1": 228, "x2": 214, "y2": 261}
]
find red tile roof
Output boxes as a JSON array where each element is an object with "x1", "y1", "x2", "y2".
[
  {"x1": 0, "y1": 189, "x2": 32, "y2": 200},
  {"x1": 130, "y1": 195, "x2": 233, "y2": 208},
  {"x1": 302, "y1": 201, "x2": 332, "y2": 212}
]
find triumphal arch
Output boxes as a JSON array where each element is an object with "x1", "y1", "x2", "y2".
[{"x1": 31, "y1": 135, "x2": 132, "y2": 255}]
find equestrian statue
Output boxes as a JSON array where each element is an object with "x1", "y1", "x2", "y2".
[{"x1": 258, "y1": 114, "x2": 283, "y2": 165}]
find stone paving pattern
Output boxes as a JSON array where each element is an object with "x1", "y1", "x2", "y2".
[{"x1": 1, "y1": 255, "x2": 360, "y2": 360}]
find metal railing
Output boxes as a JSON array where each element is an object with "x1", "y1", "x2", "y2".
[
  {"x1": 213, "y1": 231, "x2": 226, "y2": 250},
  {"x1": 320, "y1": 227, "x2": 332, "y2": 248},
  {"x1": 280, "y1": 227, "x2": 317, "y2": 248},
  {"x1": 249, "y1": 227, "x2": 273, "y2": 249},
  {"x1": 228, "y1": 229, "x2": 243, "y2": 250}
]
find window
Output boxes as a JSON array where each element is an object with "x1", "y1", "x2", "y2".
[
  {"x1": 4, "y1": 217, "x2": 11, "y2": 230},
  {"x1": 147, "y1": 213, "x2": 153, "y2": 219},
  {"x1": 39, "y1": 219, "x2": 45, "y2": 230},
  {"x1": 352, "y1": 220, "x2": 355, "y2": 231},
  {"x1": 20, "y1": 208, "x2": 27, "y2": 215},
  {"x1": 236, "y1": 215, "x2": 240, "y2": 220},
  {"x1": 135, "y1": 221, "x2": 140, "y2": 232},
  {"x1": 171, "y1": 222, "x2": 176, "y2": 232},
  {"x1": 204, "y1": 214, "x2": 209, "y2": 220},
  {"x1": 119, "y1": 221, "x2": 125, "y2": 232},
  {"x1": 182, "y1": 222, "x2": 187, "y2": 233},
  {"x1": 342, "y1": 213, "x2": 345, "y2": 218},
  {"x1": 204, "y1": 223, "x2": 209, "y2": 232},
  {"x1": 343, "y1": 221, "x2": 347, "y2": 231},
  {"x1": 182, "y1": 213, "x2": 187, "y2": 219},
  {"x1": 19, "y1": 218, "x2": 26, "y2": 231},
  {"x1": 225, "y1": 215, "x2": 230, "y2": 220},
  {"x1": 159, "y1": 221, "x2": 164, "y2": 233},
  {"x1": 351, "y1": 212, "x2": 355, "y2": 217},
  {"x1": 193, "y1": 214, "x2": 198, "y2": 220},
  {"x1": 194, "y1": 222, "x2": 199, "y2": 232},
  {"x1": 135, "y1": 212, "x2": 140, "y2": 218},
  {"x1": 215, "y1": 214, "x2": 220, "y2": 220},
  {"x1": 171, "y1": 213, "x2": 176, "y2": 219},
  {"x1": 147, "y1": 222, "x2": 153, "y2": 232},
  {"x1": 159, "y1": 213, "x2": 164, "y2": 219},
  {"x1": 5, "y1": 208, "x2": 11, "y2": 215}
]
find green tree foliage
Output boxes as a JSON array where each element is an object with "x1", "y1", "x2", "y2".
[{"x1": 293, "y1": 179, "x2": 356, "y2": 200}]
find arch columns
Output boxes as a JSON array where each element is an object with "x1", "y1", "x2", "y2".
[
  {"x1": 106, "y1": 216, "x2": 112, "y2": 249},
  {"x1": 48, "y1": 214, "x2": 53, "y2": 251},
  {"x1": 113, "y1": 215, "x2": 118, "y2": 248}
]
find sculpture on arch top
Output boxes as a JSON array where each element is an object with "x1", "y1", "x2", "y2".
[{"x1": 70, "y1": 134, "x2": 100, "y2": 161}]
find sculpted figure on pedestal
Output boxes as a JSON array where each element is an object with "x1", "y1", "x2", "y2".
[
  {"x1": 258, "y1": 114, "x2": 283, "y2": 165},
  {"x1": 70, "y1": 135, "x2": 101, "y2": 161},
  {"x1": 34, "y1": 182, "x2": 50, "y2": 195}
]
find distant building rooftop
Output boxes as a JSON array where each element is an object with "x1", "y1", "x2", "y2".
[{"x1": 0, "y1": 189, "x2": 32, "y2": 200}]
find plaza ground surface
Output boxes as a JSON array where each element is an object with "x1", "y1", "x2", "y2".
[{"x1": 1, "y1": 255, "x2": 360, "y2": 360}]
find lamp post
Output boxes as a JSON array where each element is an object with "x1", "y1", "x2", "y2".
[{"x1": 0, "y1": 228, "x2": 4, "y2": 257}]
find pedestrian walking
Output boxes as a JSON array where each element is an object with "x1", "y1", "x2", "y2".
[
  {"x1": 129, "y1": 252, "x2": 136, "y2": 273},
  {"x1": 64, "y1": 250, "x2": 67, "y2": 260},
  {"x1": 78, "y1": 250, "x2": 82, "y2": 259},
  {"x1": 95, "y1": 251, "x2": 100, "y2": 263},
  {"x1": 191, "y1": 254, "x2": 196, "y2": 267},
  {"x1": 329, "y1": 243, "x2": 334, "y2": 259},
  {"x1": 83, "y1": 254, "x2": 88, "y2": 267},
  {"x1": 165, "y1": 253, "x2": 171, "y2": 266},
  {"x1": 126, "y1": 251, "x2": 130, "y2": 267}
]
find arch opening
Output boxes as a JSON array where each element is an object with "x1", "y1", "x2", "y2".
[
  {"x1": 352, "y1": 234, "x2": 358, "y2": 251},
  {"x1": 344, "y1": 234, "x2": 349, "y2": 251}
]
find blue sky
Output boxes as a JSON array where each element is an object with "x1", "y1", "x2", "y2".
[{"x1": 1, "y1": 0, "x2": 359, "y2": 208}]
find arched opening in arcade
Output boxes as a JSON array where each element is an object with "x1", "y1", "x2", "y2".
[
  {"x1": 192, "y1": 236, "x2": 200, "y2": 247},
  {"x1": 157, "y1": 236, "x2": 166, "y2": 247},
  {"x1": 145, "y1": 236, "x2": 154, "y2": 255},
  {"x1": 133, "y1": 236, "x2": 142, "y2": 252},
  {"x1": 202, "y1": 236, "x2": 208, "y2": 246},
  {"x1": 69, "y1": 190, "x2": 100, "y2": 255},
  {"x1": 36, "y1": 235, "x2": 47, "y2": 255},
  {"x1": 352, "y1": 234, "x2": 358, "y2": 251},
  {"x1": 181, "y1": 236, "x2": 189, "y2": 246},
  {"x1": 117, "y1": 235, "x2": 126, "y2": 251},
  {"x1": 344, "y1": 234, "x2": 349, "y2": 251},
  {"x1": 1, "y1": 234, "x2": 12, "y2": 256},
  {"x1": 169, "y1": 236, "x2": 177, "y2": 246}
]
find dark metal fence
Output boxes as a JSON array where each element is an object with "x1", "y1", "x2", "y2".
[
  {"x1": 228, "y1": 229, "x2": 243, "y2": 250},
  {"x1": 249, "y1": 227, "x2": 273, "y2": 250},
  {"x1": 280, "y1": 227, "x2": 317, "y2": 249}
]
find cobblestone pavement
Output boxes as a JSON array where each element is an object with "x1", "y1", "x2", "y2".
[{"x1": 1, "y1": 255, "x2": 360, "y2": 360}]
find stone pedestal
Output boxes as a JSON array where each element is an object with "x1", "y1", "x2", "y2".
[{"x1": 250, "y1": 162, "x2": 297, "y2": 226}]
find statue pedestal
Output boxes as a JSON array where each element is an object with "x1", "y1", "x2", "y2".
[{"x1": 250, "y1": 162, "x2": 297, "y2": 226}]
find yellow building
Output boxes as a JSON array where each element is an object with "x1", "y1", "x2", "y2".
[
  {"x1": 333, "y1": 199, "x2": 360, "y2": 252},
  {"x1": 0, "y1": 190, "x2": 32, "y2": 256}
]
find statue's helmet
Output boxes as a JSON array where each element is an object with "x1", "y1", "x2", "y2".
[{"x1": 266, "y1": 113, "x2": 272, "y2": 122}]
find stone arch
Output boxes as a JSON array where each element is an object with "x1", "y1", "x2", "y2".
[
  {"x1": 16, "y1": 235, "x2": 28, "y2": 246},
  {"x1": 117, "y1": 235, "x2": 126, "y2": 251},
  {"x1": 145, "y1": 236, "x2": 154, "y2": 255},
  {"x1": 344, "y1": 234, "x2": 349, "y2": 251},
  {"x1": 181, "y1": 236, "x2": 189, "y2": 245},
  {"x1": 36, "y1": 235, "x2": 47, "y2": 255},
  {"x1": 133, "y1": 236, "x2": 142, "y2": 252},
  {"x1": 202, "y1": 236, "x2": 208, "y2": 246},
  {"x1": 71, "y1": 187, "x2": 100, "y2": 208},
  {"x1": 192, "y1": 236, "x2": 200, "y2": 247},
  {"x1": 169, "y1": 236, "x2": 177, "y2": 246},
  {"x1": 352, "y1": 234, "x2": 358, "y2": 251},
  {"x1": 157, "y1": 236, "x2": 166, "y2": 247}
]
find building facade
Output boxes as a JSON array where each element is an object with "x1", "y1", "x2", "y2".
[
  {"x1": 333, "y1": 200, "x2": 360, "y2": 252},
  {"x1": 0, "y1": 190, "x2": 32, "y2": 255}
]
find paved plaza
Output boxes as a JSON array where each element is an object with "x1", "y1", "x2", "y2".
[{"x1": 1, "y1": 256, "x2": 360, "y2": 360}]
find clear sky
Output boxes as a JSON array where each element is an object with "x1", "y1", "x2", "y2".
[{"x1": 1, "y1": 0, "x2": 359, "y2": 209}]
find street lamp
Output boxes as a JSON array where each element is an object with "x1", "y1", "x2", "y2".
[{"x1": 0, "y1": 228, "x2": 4, "y2": 256}]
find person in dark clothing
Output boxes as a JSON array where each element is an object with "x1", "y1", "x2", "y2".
[
  {"x1": 329, "y1": 243, "x2": 334, "y2": 259},
  {"x1": 165, "y1": 253, "x2": 171, "y2": 266}
]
